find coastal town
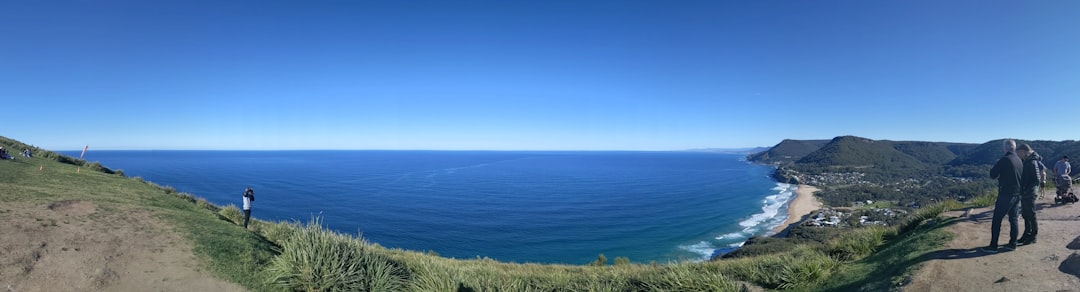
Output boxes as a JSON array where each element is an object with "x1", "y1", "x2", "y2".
[{"x1": 803, "y1": 206, "x2": 908, "y2": 228}]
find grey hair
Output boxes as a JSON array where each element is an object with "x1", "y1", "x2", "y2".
[{"x1": 1003, "y1": 139, "x2": 1017, "y2": 152}]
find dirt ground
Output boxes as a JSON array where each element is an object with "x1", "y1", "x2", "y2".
[
  {"x1": 906, "y1": 195, "x2": 1080, "y2": 292},
  {"x1": 0, "y1": 200, "x2": 245, "y2": 292}
]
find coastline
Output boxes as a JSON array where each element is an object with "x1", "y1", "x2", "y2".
[{"x1": 772, "y1": 184, "x2": 822, "y2": 234}]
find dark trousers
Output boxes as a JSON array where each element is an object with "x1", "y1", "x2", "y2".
[
  {"x1": 243, "y1": 209, "x2": 252, "y2": 228},
  {"x1": 990, "y1": 195, "x2": 1020, "y2": 247},
  {"x1": 1020, "y1": 194, "x2": 1037, "y2": 238}
]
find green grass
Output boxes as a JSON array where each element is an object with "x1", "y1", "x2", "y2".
[
  {"x1": 0, "y1": 138, "x2": 285, "y2": 291},
  {"x1": 818, "y1": 218, "x2": 956, "y2": 291},
  {"x1": 0, "y1": 135, "x2": 989, "y2": 291}
]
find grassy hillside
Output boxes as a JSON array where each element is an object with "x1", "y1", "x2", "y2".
[
  {"x1": 0, "y1": 135, "x2": 991, "y2": 291},
  {"x1": 0, "y1": 137, "x2": 283, "y2": 291}
]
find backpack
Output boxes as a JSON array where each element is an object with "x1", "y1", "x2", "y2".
[
  {"x1": 1036, "y1": 160, "x2": 1047, "y2": 186},
  {"x1": 1031, "y1": 154, "x2": 1046, "y2": 187}
]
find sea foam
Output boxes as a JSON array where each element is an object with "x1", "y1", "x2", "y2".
[{"x1": 679, "y1": 182, "x2": 798, "y2": 261}]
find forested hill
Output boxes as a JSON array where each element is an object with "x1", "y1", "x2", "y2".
[
  {"x1": 748, "y1": 136, "x2": 1080, "y2": 205},
  {"x1": 745, "y1": 139, "x2": 829, "y2": 164},
  {"x1": 949, "y1": 139, "x2": 1080, "y2": 167},
  {"x1": 795, "y1": 136, "x2": 933, "y2": 172},
  {"x1": 749, "y1": 136, "x2": 1077, "y2": 173}
]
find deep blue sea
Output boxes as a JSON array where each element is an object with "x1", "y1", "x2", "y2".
[{"x1": 69, "y1": 150, "x2": 795, "y2": 264}]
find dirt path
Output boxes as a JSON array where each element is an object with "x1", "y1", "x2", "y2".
[
  {"x1": 906, "y1": 195, "x2": 1080, "y2": 292},
  {"x1": 0, "y1": 200, "x2": 245, "y2": 292}
]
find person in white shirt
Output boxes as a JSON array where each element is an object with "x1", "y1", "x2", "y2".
[{"x1": 242, "y1": 187, "x2": 255, "y2": 228}]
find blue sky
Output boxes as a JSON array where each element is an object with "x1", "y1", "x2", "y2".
[{"x1": 3, "y1": 1, "x2": 1078, "y2": 150}]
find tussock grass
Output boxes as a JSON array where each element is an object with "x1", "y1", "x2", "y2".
[
  {"x1": 219, "y1": 204, "x2": 244, "y2": 225},
  {"x1": 267, "y1": 216, "x2": 408, "y2": 291},
  {"x1": 968, "y1": 193, "x2": 996, "y2": 208},
  {"x1": 827, "y1": 225, "x2": 896, "y2": 261},
  {"x1": 711, "y1": 246, "x2": 839, "y2": 289}
]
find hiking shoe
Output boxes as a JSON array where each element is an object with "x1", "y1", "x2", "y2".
[
  {"x1": 1002, "y1": 243, "x2": 1017, "y2": 251},
  {"x1": 1020, "y1": 238, "x2": 1037, "y2": 245},
  {"x1": 979, "y1": 246, "x2": 999, "y2": 253}
]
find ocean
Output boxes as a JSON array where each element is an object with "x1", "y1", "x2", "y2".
[{"x1": 68, "y1": 150, "x2": 795, "y2": 264}]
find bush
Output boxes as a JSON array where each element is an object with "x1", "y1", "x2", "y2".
[
  {"x1": 196, "y1": 198, "x2": 218, "y2": 212},
  {"x1": 256, "y1": 221, "x2": 299, "y2": 246},
  {"x1": 219, "y1": 205, "x2": 244, "y2": 225},
  {"x1": 592, "y1": 253, "x2": 607, "y2": 266},
  {"x1": 968, "y1": 193, "x2": 996, "y2": 208},
  {"x1": 267, "y1": 216, "x2": 408, "y2": 291},
  {"x1": 54, "y1": 155, "x2": 83, "y2": 166},
  {"x1": 87, "y1": 161, "x2": 114, "y2": 174},
  {"x1": 176, "y1": 192, "x2": 197, "y2": 204}
]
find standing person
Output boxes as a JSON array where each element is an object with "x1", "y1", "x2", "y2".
[
  {"x1": 982, "y1": 139, "x2": 1023, "y2": 253},
  {"x1": 1054, "y1": 155, "x2": 1072, "y2": 197},
  {"x1": 1016, "y1": 144, "x2": 1045, "y2": 245},
  {"x1": 242, "y1": 187, "x2": 255, "y2": 229}
]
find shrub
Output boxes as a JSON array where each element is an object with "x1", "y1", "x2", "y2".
[
  {"x1": 54, "y1": 155, "x2": 83, "y2": 166},
  {"x1": 176, "y1": 192, "x2": 197, "y2": 204},
  {"x1": 258, "y1": 221, "x2": 299, "y2": 246},
  {"x1": 162, "y1": 185, "x2": 177, "y2": 195},
  {"x1": 614, "y1": 256, "x2": 630, "y2": 266},
  {"x1": 114, "y1": 169, "x2": 125, "y2": 177},
  {"x1": 219, "y1": 205, "x2": 244, "y2": 225},
  {"x1": 196, "y1": 198, "x2": 219, "y2": 212},
  {"x1": 267, "y1": 216, "x2": 408, "y2": 291},
  {"x1": 968, "y1": 193, "x2": 996, "y2": 208},
  {"x1": 87, "y1": 161, "x2": 114, "y2": 174},
  {"x1": 592, "y1": 253, "x2": 607, "y2": 266}
]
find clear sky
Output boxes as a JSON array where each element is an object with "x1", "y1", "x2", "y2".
[{"x1": 3, "y1": 1, "x2": 1078, "y2": 150}]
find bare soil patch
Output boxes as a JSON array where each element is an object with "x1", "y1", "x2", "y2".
[
  {"x1": 0, "y1": 201, "x2": 245, "y2": 292},
  {"x1": 905, "y1": 196, "x2": 1080, "y2": 292}
]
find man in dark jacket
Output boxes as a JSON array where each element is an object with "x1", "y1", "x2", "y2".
[
  {"x1": 982, "y1": 139, "x2": 1023, "y2": 253},
  {"x1": 1017, "y1": 144, "x2": 1045, "y2": 245}
]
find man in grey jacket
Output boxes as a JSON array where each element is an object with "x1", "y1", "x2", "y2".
[{"x1": 1016, "y1": 144, "x2": 1045, "y2": 245}]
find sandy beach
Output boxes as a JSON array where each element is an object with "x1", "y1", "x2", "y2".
[{"x1": 773, "y1": 184, "x2": 822, "y2": 234}]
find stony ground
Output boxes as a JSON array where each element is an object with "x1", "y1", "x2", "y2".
[
  {"x1": 0, "y1": 200, "x2": 245, "y2": 292},
  {"x1": 906, "y1": 195, "x2": 1080, "y2": 292}
]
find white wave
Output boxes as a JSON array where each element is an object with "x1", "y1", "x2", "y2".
[
  {"x1": 716, "y1": 232, "x2": 746, "y2": 240},
  {"x1": 678, "y1": 241, "x2": 717, "y2": 261},
  {"x1": 684, "y1": 183, "x2": 800, "y2": 262},
  {"x1": 737, "y1": 183, "x2": 797, "y2": 232}
]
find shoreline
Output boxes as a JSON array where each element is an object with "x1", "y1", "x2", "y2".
[{"x1": 772, "y1": 184, "x2": 822, "y2": 235}]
